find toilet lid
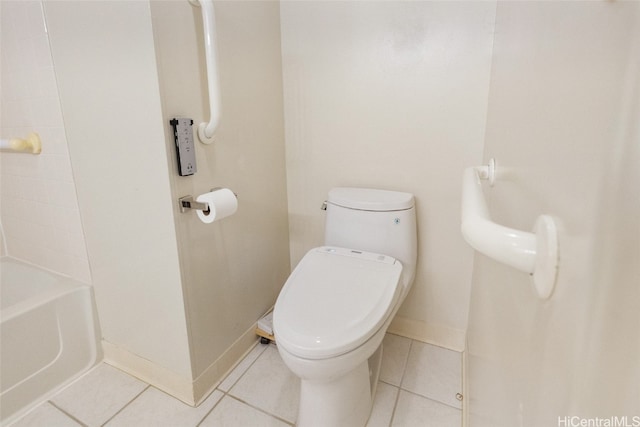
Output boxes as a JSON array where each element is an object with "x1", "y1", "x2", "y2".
[{"x1": 274, "y1": 247, "x2": 403, "y2": 360}]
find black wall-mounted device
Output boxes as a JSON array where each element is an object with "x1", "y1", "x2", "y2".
[{"x1": 170, "y1": 118, "x2": 197, "y2": 176}]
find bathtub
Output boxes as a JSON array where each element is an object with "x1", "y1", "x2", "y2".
[{"x1": 0, "y1": 257, "x2": 100, "y2": 425}]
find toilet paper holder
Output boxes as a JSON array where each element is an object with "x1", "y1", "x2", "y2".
[
  {"x1": 178, "y1": 188, "x2": 237, "y2": 214},
  {"x1": 179, "y1": 195, "x2": 210, "y2": 214}
]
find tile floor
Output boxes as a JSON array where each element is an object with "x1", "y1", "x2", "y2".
[{"x1": 10, "y1": 333, "x2": 463, "y2": 427}]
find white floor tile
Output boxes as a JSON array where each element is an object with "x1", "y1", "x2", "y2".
[
  {"x1": 391, "y1": 391, "x2": 461, "y2": 427},
  {"x1": 12, "y1": 337, "x2": 465, "y2": 427},
  {"x1": 366, "y1": 382, "x2": 399, "y2": 427},
  {"x1": 50, "y1": 363, "x2": 148, "y2": 427},
  {"x1": 105, "y1": 387, "x2": 224, "y2": 427},
  {"x1": 218, "y1": 343, "x2": 268, "y2": 392},
  {"x1": 199, "y1": 395, "x2": 291, "y2": 427},
  {"x1": 228, "y1": 345, "x2": 300, "y2": 424},
  {"x1": 402, "y1": 341, "x2": 462, "y2": 409},
  {"x1": 380, "y1": 334, "x2": 412, "y2": 386},
  {"x1": 9, "y1": 402, "x2": 81, "y2": 427}
]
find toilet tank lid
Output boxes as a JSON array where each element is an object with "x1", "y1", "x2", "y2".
[{"x1": 328, "y1": 187, "x2": 414, "y2": 211}]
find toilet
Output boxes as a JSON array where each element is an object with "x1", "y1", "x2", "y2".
[{"x1": 273, "y1": 187, "x2": 417, "y2": 427}]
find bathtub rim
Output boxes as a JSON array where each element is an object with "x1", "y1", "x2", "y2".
[
  {"x1": 1, "y1": 256, "x2": 91, "y2": 323},
  {"x1": 0, "y1": 255, "x2": 102, "y2": 426}
]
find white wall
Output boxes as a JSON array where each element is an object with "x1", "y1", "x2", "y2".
[
  {"x1": 150, "y1": 0, "x2": 290, "y2": 401},
  {"x1": 44, "y1": 0, "x2": 193, "y2": 385},
  {"x1": 466, "y1": 2, "x2": 640, "y2": 425},
  {"x1": 0, "y1": 1, "x2": 90, "y2": 283},
  {"x1": 280, "y1": 1, "x2": 495, "y2": 349}
]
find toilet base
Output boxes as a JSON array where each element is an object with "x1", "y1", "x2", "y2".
[{"x1": 296, "y1": 344, "x2": 384, "y2": 427}]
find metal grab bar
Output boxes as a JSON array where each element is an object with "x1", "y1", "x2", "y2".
[
  {"x1": 461, "y1": 159, "x2": 559, "y2": 299},
  {"x1": 191, "y1": 0, "x2": 221, "y2": 145}
]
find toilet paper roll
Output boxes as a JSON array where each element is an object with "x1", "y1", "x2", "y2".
[{"x1": 196, "y1": 188, "x2": 238, "y2": 224}]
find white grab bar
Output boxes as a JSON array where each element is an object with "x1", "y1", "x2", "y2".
[
  {"x1": 461, "y1": 159, "x2": 558, "y2": 299},
  {"x1": 0, "y1": 132, "x2": 42, "y2": 154},
  {"x1": 191, "y1": 0, "x2": 221, "y2": 145}
]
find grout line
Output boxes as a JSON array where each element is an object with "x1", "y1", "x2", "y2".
[
  {"x1": 396, "y1": 384, "x2": 464, "y2": 411},
  {"x1": 47, "y1": 400, "x2": 89, "y2": 427},
  {"x1": 388, "y1": 338, "x2": 414, "y2": 426},
  {"x1": 397, "y1": 380, "x2": 464, "y2": 411},
  {"x1": 195, "y1": 343, "x2": 263, "y2": 427},
  {"x1": 379, "y1": 378, "x2": 399, "y2": 388},
  {"x1": 223, "y1": 343, "x2": 295, "y2": 424},
  {"x1": 398, "y1": 388, "x2": 463, "y2": 412},
  {"x1": 397, "y1": 338, "x2": 414, "y2": 391},
  {"x1": 218, "y1": 341, "x2": 270, "y2": 393},
  {"x1": 225, "y1": 394, "x2": 295, "y2": 426},
  {"x1": 396, "y1": 339, "x2": 464, "y2": 411},
  {"x1": 387, "y1": 383, "x2": 403, "y2": 427},
  {"x1": 99, "y1": 384, "x2": 151, "y2": 426},
  {"x1": 196, "y1": 389, "x2": 228, "y2": 427},
  {"x1": 198, "y1": 342, "x2": 286, "y2": 426}
]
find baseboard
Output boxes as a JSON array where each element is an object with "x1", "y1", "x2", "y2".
[
  {"x1": 102, "y1": 340, "x2": 196, "y2": 405},
  {"x1": 103, "y1": 318, "x2": 462, "y2": 407},
  {"x1": 191, "y1": 323, "x2": 260, "y2": 406},
  {"x1": 388, "y1": 315, "x2": 466, "y2": 352},
  {"x1": 101, "y1": 322, "x2": 259, "y2": 407}
]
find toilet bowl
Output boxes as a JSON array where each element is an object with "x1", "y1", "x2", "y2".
[{"x1": 273, "y1": 188, "x2": 417, "y2": 427}]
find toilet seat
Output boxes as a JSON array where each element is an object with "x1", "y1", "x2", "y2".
[{"x1": 274, "y1": 246, "x2": 403, "y2": 360}]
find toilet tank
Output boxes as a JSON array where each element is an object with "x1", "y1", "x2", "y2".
[{"x1": 324, "y1": 188, "x2": 418, "y2": 289}]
